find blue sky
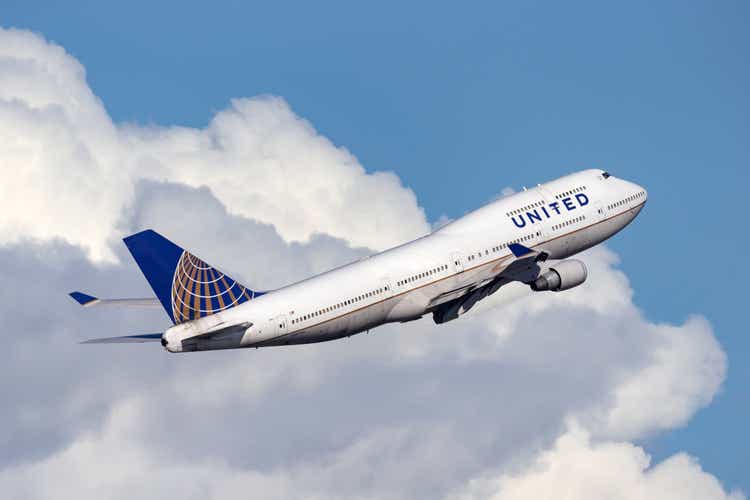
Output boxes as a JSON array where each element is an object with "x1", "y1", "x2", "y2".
[{"x1": 3, "y1": 0, "x2": 748, "y2": 493}]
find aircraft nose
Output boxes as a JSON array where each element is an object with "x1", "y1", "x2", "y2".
[{"x1": 627, "y1": 179, "x2": 648, "y2": 204}]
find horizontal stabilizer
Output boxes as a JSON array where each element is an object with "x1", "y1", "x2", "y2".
[
  {"x1": 69, "y1": 291, "x2": 161, "y2": 308},
  {"x1": 80, "y1": 333, "x2": 163, "y2": 344},
  {"x1": 70, "y1": 291, "x2": 97, "y2": 306}
]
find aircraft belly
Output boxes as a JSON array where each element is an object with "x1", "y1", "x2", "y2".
[
  {"x1": 574, "y1": 219, "x2": 614, "y2": 253},
  {"x1": 264, "y1": 315, "x2": 348, "y2": 345},
  {"x1": 544, "y1": 213, "x2": 628, "y2": 259},
  {"x1": 263, "y1": 305, "x2": 390, "y2": 346},
  {"x1": 386, "y1": 290, "x2": 429, "y2": 322},
  {"x1": 567, "y1": 211, "x2": 634, "y2": 256}
]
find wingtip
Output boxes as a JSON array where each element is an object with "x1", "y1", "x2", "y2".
[
  {"x1": 508, "y1": 243, "x2": 533, "y2": 258},
  {"x1": 69, "y1": 291, "x2": 99, "y2": 306}
]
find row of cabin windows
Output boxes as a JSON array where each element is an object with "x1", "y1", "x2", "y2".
[
  {"x1": 555, "y1": 185, "x2": 587, "y2": 199},
  {"x1": 505, "y1": 186, "x2": 588, "y2": 218},
  {"x1": 506, "y1": 200, "x2": 544, "y2": 217},
  {"x1": 291, "y1": 285, "x2": 391, "y2": 325},
  {"x1": 467, "y1": 231, "x2": 542, "y2": 262},
  {"x1": 397, "y1": 264, "x2": 449, "y2": 287},
  {"x1": 608, "y1": 191, "x2": 646, "y2": 210},
  {"x1": 552, "y1": 215, "x2": 586, "y2": 231}
]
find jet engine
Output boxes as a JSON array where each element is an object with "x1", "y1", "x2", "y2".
[{"x1": 530, "y1": 259, "x2": 587, "y2": 292}]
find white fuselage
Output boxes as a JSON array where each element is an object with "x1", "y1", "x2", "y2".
[{"x1": 163, "y1": 169, "x2": 647, "y2": 352}]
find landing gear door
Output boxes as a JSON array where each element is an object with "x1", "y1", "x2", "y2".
[{"x1": 450, "y1": 252, "x2": 464, "y2": 272}]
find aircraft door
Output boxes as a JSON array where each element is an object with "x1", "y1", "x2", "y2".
[
  {"x1": 595, "y1": 201, "x2": 606, "y2": 221},
  {"x1": 450, "y1": 252, "x2": 464, "y2": 273},
  {"x1": 380, "y1": 277, "x2": 393, "y2": 298},
  {"x1": 364, "y1": 277, "x2": 394, "y2": 328},
  {"x1": 271, "y1": 314, "x2": 289, "y2": 337}
]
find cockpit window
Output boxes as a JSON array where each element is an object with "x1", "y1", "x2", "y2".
[{"x1": 602, "y1": 171, "x2": 611, "y2": 179}]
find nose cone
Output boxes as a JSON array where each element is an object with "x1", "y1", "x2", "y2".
[
  {"x1": 624, "y1": 179, "x2": 648, "y2": 205},
  {"x1": 632, "y1": 184, "x2": 648, "y2": 220}
]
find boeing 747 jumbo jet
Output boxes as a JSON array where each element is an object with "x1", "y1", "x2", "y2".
[{"x1": 71, "y1": 169, "x2": 647, "y2": 352}]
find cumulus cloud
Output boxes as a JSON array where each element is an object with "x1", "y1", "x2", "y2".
[
  {"x1": 0, "y1": 27, "x2": 429, "y2": 262},
  {"x1": 452, "y1": 426, "x2": 743, "y2": 500},
  {"x1": 0, "y1": 184, "x2": 735, "y2": 499},
  {"x1": 0, "y1": 27, "x2": 741, "y2": 500},
  {"x1": 454, "y1": 246, "x2": 727, "y2": 441},
  {"x1": 597, "y1": 315, "x2": 726, "y2": 439},
  {"x1": 0, "y1": 397, "x2": 473, "y2": 500}
]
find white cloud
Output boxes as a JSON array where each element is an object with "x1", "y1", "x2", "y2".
[
  {"x1": 0, "y1": 396, "x2": 470, "y2": 500},
  {"x1": 596, "y1": 315, "x2": 726, "y2": 440},
  {"x1": 451, "y1": 426, "x2": 744, "y2": 500},
  {"x1": 0, "y1": 26, "x2": 741, "y2": 500},
  {"x1": 0, "y1": 27, "x2": 429, "y2": 263}
]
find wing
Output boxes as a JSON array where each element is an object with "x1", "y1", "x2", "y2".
[
  {"x1": 430, "y1": 243, "x2": 548, "y2": 324},
  {"x1": 69, "y1": 291, "x2": 161, "y2": 308}
]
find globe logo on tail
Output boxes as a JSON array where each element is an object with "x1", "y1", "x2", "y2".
[{"x1": 170, "y1": 251, "x2": 254, "y2": 323}]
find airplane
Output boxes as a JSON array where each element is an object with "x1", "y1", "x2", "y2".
[{"x1": 70, "y1": 169, "x2": 647, "y2": 353}]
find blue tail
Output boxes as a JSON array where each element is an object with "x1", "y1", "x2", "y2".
[{"x1": 123, "y1": 229, "x2": 264, "y2": 324}]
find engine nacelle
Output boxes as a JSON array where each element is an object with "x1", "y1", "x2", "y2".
[{"x1": 530, "y1": 259, "x2": 587, "y2": 292}]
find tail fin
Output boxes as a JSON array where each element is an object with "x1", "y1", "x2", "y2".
[{"x1": 123, "y1": 229, "x2": 264, "y2": 324}]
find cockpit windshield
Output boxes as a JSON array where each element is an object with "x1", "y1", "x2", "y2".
[{"x1": 602, "y1": 171, "x2": 611, "y2": 179}]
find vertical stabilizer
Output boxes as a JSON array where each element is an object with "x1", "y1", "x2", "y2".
[{"x1": 122, "y1": 230, "x2": 263, "y2": 324}]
